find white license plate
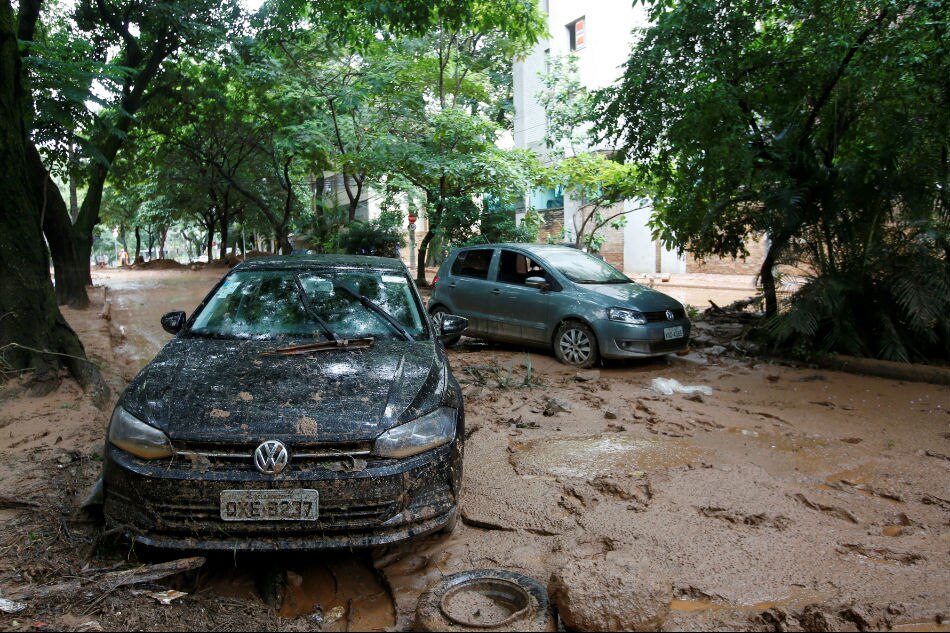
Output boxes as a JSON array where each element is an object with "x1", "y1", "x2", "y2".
[
  {"x1": 664, "y1": 325, "x2": 684, "y2": 341},
  {"x1": 220, "y1": 489, "x2": 319, "y2": 521}
]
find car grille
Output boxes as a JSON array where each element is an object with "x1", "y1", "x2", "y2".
[
  {"x1": 147, "y1": 497, "x2": 400, "y2": 532},
  {"x1": 644, "y1": 308, "x2": 687, "y2": 322},
  {"x1": 172, "y1": 441, "x2": 392, "y2": 472}
]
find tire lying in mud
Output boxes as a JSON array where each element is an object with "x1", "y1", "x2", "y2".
[{"x1": 415, "y1": 569, "x2": 556, "y2": 632}]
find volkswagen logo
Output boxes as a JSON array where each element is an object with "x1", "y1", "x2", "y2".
[
  {"x1": 254, "y1": 440, "x2": 289, "y2": 475},
  {"x1": 665, "y1": 309, "x2": 675, "y2": 321}
]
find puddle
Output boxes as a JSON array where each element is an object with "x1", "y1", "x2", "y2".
[
  {"x1": 670, "y1": 588, "x2": 833, "y2": 615},
  {"x1": 196, "y1": 553, "x2": 395, "y2": 629},
  {"x1": 725, "y1": 426, "x2": 829, "y2": 453},
  {"x1": 509, "y1": 435, "x2": 701, "y2": 479}
]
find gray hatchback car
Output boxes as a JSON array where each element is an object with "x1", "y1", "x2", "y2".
[{"x1": 429, "y1": 244, "x2": 690, "y2": 367}]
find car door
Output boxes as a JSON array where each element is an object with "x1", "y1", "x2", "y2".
[
  {"x1": 489, "y1": 249, "x2": 552, "y2": 344},
  {"x1": 444, "y1": 248, "x2": 498, "y2": 336}
]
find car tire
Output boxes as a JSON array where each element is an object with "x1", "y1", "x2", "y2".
[
  {"x1": 415, "y1": 569, "x2": 556, "y2": 632},
  {"x1": 430, "y1": 305, "x2": 462, "y2": 347},
  {"x1": 553, "y1": 320, "x2": 599, "y2": 368},
  {"x1": 439, "y1": 506, "x2": 459, "y2": 536}
]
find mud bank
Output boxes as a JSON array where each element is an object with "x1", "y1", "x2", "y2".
[{"x1": 0, "y1": 268, "x2": 947, "y2": 632}]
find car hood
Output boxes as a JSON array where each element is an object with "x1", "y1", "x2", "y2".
[
  {"x1": 583, "y1": 282, "x2": 683, "y2": 311},
  {"x1": 120, "y1": 337, "x2": 446, "y2": 444}
]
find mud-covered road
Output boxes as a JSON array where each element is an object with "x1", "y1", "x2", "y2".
[{"x1": 0, "y1": 266, "x2": 948, "y2": 632}]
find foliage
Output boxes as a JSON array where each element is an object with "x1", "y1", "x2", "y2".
[
  {"x1": 597, "y1": 0, "x2": 950, "y2": 360},
  {"x1": 337, "y1": 210, "x2": 405, "y2": 256}
]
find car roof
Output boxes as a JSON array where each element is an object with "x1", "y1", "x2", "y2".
[
  {"x1": 453, "y1": 243, "x2": 578, "y2": 255},
  {"x1": 232, "y1": 254, "x2": 407, "y2": 272}
]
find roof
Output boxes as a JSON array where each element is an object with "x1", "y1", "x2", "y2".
[
  {"x1": 233, "y1": 254, "x2": 407, "y2": 272},
  {"x1": 453, "y1": 243, "x2": 580, "y2": 253}
]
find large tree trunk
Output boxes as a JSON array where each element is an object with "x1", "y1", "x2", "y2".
[
  {"x1": 0, "y1": 1, "x2": 106, "y2": 402},
  {"x1": 760, "y1": 240, "x2": 780, "y2": 318},
  {"x1": 416, "y1": 229, "x2": 435, "y2": 286},
  {"x1": 27, "y1": 144, "x2": 89, "y2": 308},
  {"x1": 134, "y1": 225, "x2": 141, "y2": 262}
]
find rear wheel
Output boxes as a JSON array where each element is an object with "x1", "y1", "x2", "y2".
[
  {"x1": 429, "y1": 305, "x2": 462, "y2": 347},
  {"x1": 554, "y1": 320, "x2": 599, "y2": 368}
]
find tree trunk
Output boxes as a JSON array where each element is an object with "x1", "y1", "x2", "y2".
[
  {"x1": 205, "y1": 223, "x2": 214, "y2": 262},
  {"x1": 416, "y1": 229, "x2": 435, "y2": 286},
  {"x1": 134, "y1": 225, "x2": 141, "y2": 262},
  {"x1": 27, "y1": 144, "x2": 89, "y2": 308},
  {"x1": 219, "y1": 215, "x2": 229, "y2": 260},
  {"x1": 0, "y1": 1, "x2": 106, "y2": 402},
  {"x1": 159, "y1": 227, "x2": 168, "y2": 259},
  {"x1": 760, "y1": 240, "x2": 779, "y2": 318},
  {"x1": 68, "y1": 146, "x2": 78, "y2": 223}
]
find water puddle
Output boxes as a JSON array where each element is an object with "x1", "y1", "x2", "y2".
[
  {"x1": 670, "y1": 587, "x2": 833, "y2": 615},
  {"x1": 196, "y1": 553, "x2": 395, "y2": 629},
  {"x1": 509, "y1": 435, "x2": 701, "y2": 479}
]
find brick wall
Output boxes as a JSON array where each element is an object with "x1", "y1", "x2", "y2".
[
  {"x1": 686, "y1": 234, "x2": 767, "y2": 275},
  {"x1": 537, "y1": 208, "x2": 564, "y2": 244}
]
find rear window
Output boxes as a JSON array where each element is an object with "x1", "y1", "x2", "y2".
[{"x1": 450, "y1": 249, "x2": 493, "y2": 280}]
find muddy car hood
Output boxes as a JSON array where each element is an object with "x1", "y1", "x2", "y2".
[
  {"x1": 120, "y1": 337, "x2": 446, "y2": 444},
  {"x1": 584, "y1": 282, "x2": 683, "y2": 311}
]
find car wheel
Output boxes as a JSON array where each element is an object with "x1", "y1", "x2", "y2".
[
  {"x1": 439, "y1": 506, "x2": 459, "y2": 536},
  {"x1": 554, "y1": 320, "x2": 599, "y2": 368},
  {"x1": 415, "y1": 569, "x2": 556, "y2": 632},
  {"x1": 430, "y1": 305, "x2": 462, "y2": 347}
]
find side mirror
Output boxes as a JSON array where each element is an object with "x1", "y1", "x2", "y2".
[
  {"x1": 524, "y1": 276, "x2": 549, "y2": 291},
  {"x1": 161, "y1": 311, "x2": 186, "y2": 335},
  {"x1": 435, "y1": 313, "x2": 468, "y2": 336}
]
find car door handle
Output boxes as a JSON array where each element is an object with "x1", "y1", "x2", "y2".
[
  {"x1": 490, "y1": 288, "x2": 501, "y2": 295},
  {"x1": 447, "y1": 282, "x2": 457, "y2": 289}
]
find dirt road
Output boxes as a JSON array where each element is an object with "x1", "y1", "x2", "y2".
[{"x1": 0, "y1": 267, "x2": 947, "y2": 631}]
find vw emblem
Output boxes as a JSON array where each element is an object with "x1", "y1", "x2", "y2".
[
  {"x1": 254, "y1": 440, "x2": 289, "y2": 474},
  {"x1": 665, "y1": 309, "x2": 675, "y2": 321}
]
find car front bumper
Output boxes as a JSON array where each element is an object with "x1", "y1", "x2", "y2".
[
  {"x1": 594, "y1": 318, "x2": 692, "y2": 358},
  {"x1": 103, "y1": 438, "x2": 462, "y2": 551}
]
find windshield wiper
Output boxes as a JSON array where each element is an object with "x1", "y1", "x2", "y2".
[
  {"x1": 292, "y1": 273, "x2": 343, "y2": 344},
  {"x1": 264, "y1": 338, "x2": 376, "y2": 356},
  {"x1": 331, "y1": 281, "x2": 414, "y2": 342}
]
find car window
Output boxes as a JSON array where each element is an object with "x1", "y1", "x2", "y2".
[
  {"x1": 189, "y1": 269, "x2": 427, "y2": 340},
  {"x1": 450, "y1": 249, "x2": 493, "y2": 280},
  {"x1": 497, "y1": 250, "x2": 550, "y2": 286},
  {"x1": 542, "y1": 249, "x2": 630, "y2": 284}
]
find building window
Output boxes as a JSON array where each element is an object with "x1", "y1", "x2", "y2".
[{"x1": 567, "y1": 17, "x2": 585, "y2": 51}]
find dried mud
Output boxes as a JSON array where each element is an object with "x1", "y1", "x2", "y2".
[{"x1": 0, "y1": 267, "x2": 948, "y2": 632}]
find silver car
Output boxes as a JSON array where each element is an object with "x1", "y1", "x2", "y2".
[{"x1": 429, "y1": 244, "x2": 691, "y2": 367}]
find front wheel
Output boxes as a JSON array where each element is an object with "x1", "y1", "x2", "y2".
[
  {"x1": 554, "y1": 320, "x2": 599, "y2": 368},
  {"x1": 429, "y1": 305, "x2": 462, "y2": 347}
]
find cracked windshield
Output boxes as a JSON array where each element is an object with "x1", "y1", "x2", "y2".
[{"x1": 1, "y1": 0, "x2": 947, "y2": 631}]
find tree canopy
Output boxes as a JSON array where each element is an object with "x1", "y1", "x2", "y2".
[{"x1": 597, "y1": 0, "x2": 950, "y2": 361}]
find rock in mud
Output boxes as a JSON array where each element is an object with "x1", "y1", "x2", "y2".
[
  {"x1": 549, "y1": 556, "x2": 671, "y2": 631},
  {"x1": 604, "y1": 408, "x2": 618, "y2": 420},
  {"x1": 543, "y1": 398, "x2": 570, "y2": 417},
  {"x1": 575, "y1": 370, "x2": 601, "y2": 382}
]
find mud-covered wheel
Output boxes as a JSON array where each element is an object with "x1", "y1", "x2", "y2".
[
  {"x1": 430, "y1": 305, "x2": 462, "y2": 346},
  {"x1": 415, "y1": 569, "x2": 556, "y2": 632},
  {"x1": 553, "y1": 320, "x2": 599, "y2": 368}
]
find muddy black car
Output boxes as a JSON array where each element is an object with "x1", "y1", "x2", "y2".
[{"x1": 103, "y1": 256, "x2": 467, "y2": 550}]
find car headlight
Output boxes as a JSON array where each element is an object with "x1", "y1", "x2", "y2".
[
  {"x1": 373, "y1": 407, "x2": 457, "y2": 459},
  {"x1": 608, "y1": 307, "x2": 647, "y2": 325},
  {"x1": 108, "y1": 405, "x2": 173, "y2": 459}
]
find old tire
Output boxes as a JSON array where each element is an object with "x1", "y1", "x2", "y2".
[
  {"x1": 553, "y1": 320, "x2": 599, "y2": 368},
  {"x1": 415, "y1": 569, "x2": 556, "y2": 632},
  {"x1": 430, "y1": 305, "x2": 462, "y2": 346}
]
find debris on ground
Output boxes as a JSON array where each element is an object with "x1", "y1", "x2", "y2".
[{"x1": 650, "y1": 377, "x2": 713, "y2": 396}]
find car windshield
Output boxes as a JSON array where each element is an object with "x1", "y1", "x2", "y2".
[
  {"x1": 542, "y1": 249, "x2": 630, "y2": 284},
  {"x1": 189, "y1": 269, "x2": 427, "y2": 340}
]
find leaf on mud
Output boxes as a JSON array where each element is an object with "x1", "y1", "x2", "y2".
[
  {"x1": 296, "y1": 416, "x2": 319, "y2": 435},
  {"x1": 238, "y1": 392, "x2": 253, "y2": 401},
  {"x1": 210, "y1": 409, "x2": 231, "y2": 418}
]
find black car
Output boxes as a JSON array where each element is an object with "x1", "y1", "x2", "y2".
[{"x1": 102, "y1": 255, "x2": 468, "y2": 550}]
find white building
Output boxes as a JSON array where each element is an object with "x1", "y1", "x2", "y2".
[{"x1": 512, "y1": 0, "x2": 687, "y2": 274}]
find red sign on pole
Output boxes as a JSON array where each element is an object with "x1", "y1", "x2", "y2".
[{"x1": 407, "y1": 213, "x2": 417, "y2": 224}]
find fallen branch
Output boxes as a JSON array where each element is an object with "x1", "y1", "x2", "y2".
[
  {"x1": 9, "y1": 556, "x2": 206, "y2": 601},
  {"x1": 0, "y1": 496, "x2": 39, "y2": 510}
]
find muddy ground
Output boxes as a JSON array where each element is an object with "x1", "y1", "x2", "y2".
[{"x1": 0, "y1": 266, "x2": 948, "y2": 632}]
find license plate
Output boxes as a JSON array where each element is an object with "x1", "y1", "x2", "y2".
[
  {"x1": 220, "y1": 489, "x2": 319, "y2": 521},
  {"x1": 664, "y1": 325, "x2": 684, "y2": 341}
]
